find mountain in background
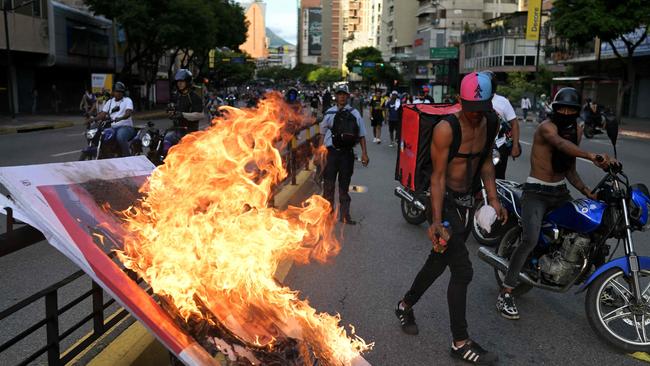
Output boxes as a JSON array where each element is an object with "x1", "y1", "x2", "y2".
[{"x1": 266, "y1": 27, "x2": 294, "y2": 48}]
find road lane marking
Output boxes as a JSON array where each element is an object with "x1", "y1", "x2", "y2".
[
  {"x1": 51, "y1": 149, "x2": 81, "y2": 157},
  {"x1": 520, "y1": 141, "x2": 531, "y2": 146}
]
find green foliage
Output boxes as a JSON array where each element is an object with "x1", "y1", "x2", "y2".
[
  {"x1": 85, "y1": 0, "x2": 247, "y2": 80},
  {"x1": 212, "y1": 51, "x2": 255, "y2": 86},
  {"x1": 256, "y1": 66, "x2": 294, "y2": 81},
  {"x1": 345, "y1": 46, "x2": 383, "y2": 71},
  {"x1": 498, "y1": 72, "x2": 543, "y2": 103},
  {"x1": 307, "y1": 67, "x2": 343, "y2": 83},
  {"x1": 552, "y1": 0, "x2": 650, "y2": 46},
  {"x1": 291, "y1": 63, "x2": 320, "y2": 81}
]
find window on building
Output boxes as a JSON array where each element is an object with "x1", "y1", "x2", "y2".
[
  {"x1": 483, "y1": 12, "x2": 493, "y2": 20},
  {"x1": 33, "y1": 0, "x2": 42, "y2": 17},
  {"x1": 515, "y1": 55, "x2": 525, "y2": 66},
  {"x1": 439, "y1": 9, "x2": 446, "y2": 18},
  {"x1": 525, "y1": 56, "x2": 536, "y2": 66},
  {"x1": 436, "y1": 33, "x2": 444, "y2": 48},
  {"x1": 504, "y1": 56, "x2": 514, "y2": 66},
  {"x1": 389, "y1": 5, "x2": 394, "y2": 14}
]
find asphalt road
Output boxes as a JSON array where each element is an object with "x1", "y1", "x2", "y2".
[
  {"x1": 0, "y1": 118, "x2": 185, "y2": 365},
  {"x1": 286, "y1": 117, "x2": 650, "y2": 366},
  {"x1": 1, "y1": 114, "x2": 649, "y2": 365}
]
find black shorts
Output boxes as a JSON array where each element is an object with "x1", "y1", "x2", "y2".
[{"x1": 371, "y1": 110, "x2": 384, "y2": 126}]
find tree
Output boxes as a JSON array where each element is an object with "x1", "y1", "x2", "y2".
[
  {"x1": 292, "y1": 63, "x2": 320, "y2": 82},
  {"x1": 345, "y1": 46, "x2": 400, "y2": 87},
  {"x1": 345, "y1": 46, "x2": 383, "y2": 72},
  {"x1": 256, "y1": 66, "x2": 295, "y2": 81},
  {"x1": 85, "y1": 0, "x2": 247, "y2": 106},
  {"x1": 552, "y1": 0, "x2": 650, "y2": 118},
  {"x1": 307, "y1": 67, "x2": 343, "y2": 83},
  {"x1": 212, "y1": 51, "x2": 256, "y2": 87}
]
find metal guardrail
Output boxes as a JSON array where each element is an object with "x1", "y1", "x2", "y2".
[{"x1": 0, "y1": 119, "x2": 321, "y2": 365}]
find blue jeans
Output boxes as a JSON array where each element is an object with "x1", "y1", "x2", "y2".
[{"x1": 115, "y1": 126, "x2": 135, "y2": 157}]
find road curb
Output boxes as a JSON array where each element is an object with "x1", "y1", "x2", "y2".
[
  {"x1": 0, "y1": 121, "x2": 75, "y2": 135},
  {"x1": 86, "y1": 168, "x2": 316, "y2": 366},
  {"x1": 620, "y1": 129, "x2": 650, "y2": 140}
]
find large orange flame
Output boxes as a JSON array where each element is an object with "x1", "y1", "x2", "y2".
[{"x1": 117, "y1": 93, "x2": 371, "y2": 364}]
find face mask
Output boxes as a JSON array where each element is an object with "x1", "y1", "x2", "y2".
[{"x1": 551, "y1": 112, "x2": 578, "y2": 128}]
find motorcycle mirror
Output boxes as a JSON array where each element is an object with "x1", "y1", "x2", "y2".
[{"x1": 605, "y1": 117, "x2": 619, "y2": 158}]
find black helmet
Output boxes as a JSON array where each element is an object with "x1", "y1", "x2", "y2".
[
  {"x1": 114, "y1": 82, "x2": 126, "y2": 93},
  {"x1": 483, "y1": 70, "x2": 497, "y2": 94},
  {"x1": 174, "y1": 69, "x2": 193, "y2": 84},
  {"x1": 552, "y1": 87, "x2": 581, "y2": 112}
]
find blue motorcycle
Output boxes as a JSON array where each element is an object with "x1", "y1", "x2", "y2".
[{"x1": 478, "y1": 161, "x2": 650, "y2": 352}]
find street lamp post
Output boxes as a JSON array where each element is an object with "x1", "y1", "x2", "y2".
[{"x1": 2, "y1": 0, "x2": 33, "y2": 119}]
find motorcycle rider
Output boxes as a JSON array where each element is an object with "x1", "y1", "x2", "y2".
[
  {"x1": 395, "y1": 73, "x2": 506, "y2": 365},
  {"x1": 483, "y1": 70, "x2": 521, "y2": 179},
  {"x1": 496, "y1": 87, "x2": 612, "y2": 320},
  {"x1": 91, "y1": 81, "x2": 134, "y2": 157},
  {"x1": 164, "y1": 69, "x2": 204, "y2": 152}
]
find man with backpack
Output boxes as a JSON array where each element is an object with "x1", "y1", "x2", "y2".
[
  {"x1": 319, "y1": 84, "x2": 369, "y2": 225},
  {"x1": 394, "y1": 73, "x2": 506, "y2": 365}
]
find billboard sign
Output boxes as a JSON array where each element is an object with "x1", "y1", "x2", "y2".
[
  {"x1": 307, "y1": 8, "x2": 322, "y2": 56},
  {"x1": 525, "y1": 0, "x2": 542, "y2": 41},
  {"x1": 429, "y1": 47, "x2": 458, "y2": 59},
  {"x1": 91, "y1": 73, "x2": 113, "y2": 94}
]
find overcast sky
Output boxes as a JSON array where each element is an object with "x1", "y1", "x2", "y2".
[{"x1": 236, "y1": 0, "x2": 298, "y2": 45}]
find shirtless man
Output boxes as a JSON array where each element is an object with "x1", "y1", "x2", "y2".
[
  {"x1": 395, "y1": 73, "x2": 506, "y2": 365},
  {"x1": 496, "y1": 87, "x2": 611, "y2": 320}
]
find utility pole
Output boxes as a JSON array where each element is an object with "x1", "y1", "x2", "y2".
[{"x1": 3, "y1": 0, "x2": 34, "y2": 119}]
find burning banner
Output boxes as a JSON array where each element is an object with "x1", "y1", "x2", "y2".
[{"x1": 0, "y1": 93, "x2": 371, "y2": 365}]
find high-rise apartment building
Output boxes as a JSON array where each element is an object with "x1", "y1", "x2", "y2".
[
  {"x1": 298, "y1": 0, "x2": 322, "y2": 65},
  {"x1": 379, "y1": 0, "x2": 418, "y2": 61},
  {"x1": 240, "y1": 1, "x2": 269, "y2": 59},
  {"x1": 321, "y1": 0, "x2": 342, "y2": 67}
]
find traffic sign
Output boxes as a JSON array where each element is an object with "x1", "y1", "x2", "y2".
[{"x1": 429, "y1": 47, "x2": 458, "y2": 59}]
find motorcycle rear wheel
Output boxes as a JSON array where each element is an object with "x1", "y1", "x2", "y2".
[
  {"x1": 494, "y1": 226, "x2": 533, "y2": 297},
  {"x1": 586, "y1": 268, "x2": 650, "y2": 353},
  {"x1": 400, "y1": 199, "x2": 427, "y2": 225}
]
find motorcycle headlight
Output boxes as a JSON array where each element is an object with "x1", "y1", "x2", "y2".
[
  {"x1": 492, "y1": 149, "x2": 501, "y2": 166},
  {"x1": 142, "y1": 133, "x2": 152, "y2": 147},
  {"x1": 86, "y1": 128, "x2": 98, "y2": 139}
]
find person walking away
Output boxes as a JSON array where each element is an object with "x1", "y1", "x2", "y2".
[
  {"x1": 537, "y1": 94, "x2": 551, "y2": 123},
  {"x1": 31, "y1": 88, "x2": 38, "y2": 114},
  {"x1": 395, "y1": 73, "x2": 505, "y2": 365},
  {"x1": 349, "y1": 88, "x2": 363, "y2": 116},
  {"x1": 51, "y1": 85, "x2": 61, "y2": 113},
  {"x1": 483, "y1": 71, "x2": 520, "y2": 179},
  {"x1": 80, "y1": 88, "x2": 97, "y2": 118},
  {"x1": 90, "y1": 82, "x2": 135, "y2": 157},
  {"x1": 385, "y1": 91, "x2": 401, "y2": 147},
  {"x1": 164, "y1": 69, "x2": 204, "y2": 154},
  {"x1": 496, "y1": 88, "x2": 612, "y2": 320},
  {"x1": 322, "y1": 89, "x2": 332, "y2": 114},
  {"x1": 319, "y1": 85, "x2": 369, "y2": 225},
  {"x1": 370, "y1": 90, "x2": 384, "y2": 143},
  {"x1": 520, "y1": 96, "x2": 531, "y2": 121}
]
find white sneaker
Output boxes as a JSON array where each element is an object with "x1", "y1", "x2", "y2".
[{"x1": 373, "y1": 138, "x2": 379, "y2": 143}]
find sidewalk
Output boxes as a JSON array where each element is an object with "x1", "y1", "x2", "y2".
[
  {"x1": 0, "y1": 110, "x2": 167, "y2": 135},
  {"x1": 517, "y1": 108, "x2": 650, "y2": 139}
]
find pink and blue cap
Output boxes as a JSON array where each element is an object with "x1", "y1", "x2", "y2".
[{"x1": 460, "y1": 72, "x2": 493, "y2": 112}]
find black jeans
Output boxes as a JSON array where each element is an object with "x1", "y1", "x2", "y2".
[
  {"x1": 503, "y1": 183, "x2": 572, "y2": 288},
  {"x1": 403, "y1": 191, "x2": 474, "y2": 341},
  {"x1": 495, "y1": 144, "x2": 510, "y2": 180},
  {"x1": 323, "y1": 147, "x2": 354, "y2": 219}
]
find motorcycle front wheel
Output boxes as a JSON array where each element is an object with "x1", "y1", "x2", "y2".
[
  {"x1": 586, "y1": 268, "x2": 650, "y2": 353},
  {"x1": 400, "y1": 199, "x2": 427, "y2": 225},
  {"x1": 494, "y1": 226, "x2": 533, "y2": 297}
]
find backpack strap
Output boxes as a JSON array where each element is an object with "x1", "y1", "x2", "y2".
[{"x1": 442, "y1": 114, "x2": 462, "y2": 163}]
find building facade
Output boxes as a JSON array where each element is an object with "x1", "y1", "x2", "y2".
[
  {"x1": 1, "y1": 0, "x2": 120, "y2": 115},
  {"x1": 322, "y1": 0, "x2": 343, "y2": 68},
  {"x1": 240, "y1": 1, "x2": 269, "y2": 59},
  {"x1": 298, "y1": 0, "x2": 322, "y2": 65},
  {"x1": 379, "y1": 0, "x2": 418, "y2": 62}
]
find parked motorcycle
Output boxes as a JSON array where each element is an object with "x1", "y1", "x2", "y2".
[{"x1": 79, "y1": 119, "x2": 140, "y2": 160}]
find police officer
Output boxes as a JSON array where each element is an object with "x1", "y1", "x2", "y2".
[
  {"x1": 319, "y1": 85, "x2": 370, "y2": 225},
  {"x1": 164, "y1": 69, "x2": 204, "y2": 152}
]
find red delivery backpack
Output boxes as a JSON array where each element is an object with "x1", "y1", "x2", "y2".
[
  {"x1": 395, "y1": 103, "x2": 499, "y2": 193},
  {"x1": 395, "y1": 103, "x2": 460, "y2": 192}
]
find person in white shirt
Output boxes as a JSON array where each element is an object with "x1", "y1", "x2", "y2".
[
  {"x1": 484, "y1": 71, "x2": 521, "y2": 179},
  {"x1": 91, "y1": 82, "x2": 135, "y2": 157},
  {"x1": 520, "y1": 96, "x2": 532, "y2": 120}
]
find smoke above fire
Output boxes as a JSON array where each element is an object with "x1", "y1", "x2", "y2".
[{"x1": 116, "y1": 93, "x2": 371, "y2": 365}]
